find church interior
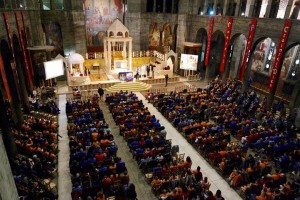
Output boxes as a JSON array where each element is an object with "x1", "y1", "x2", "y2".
[{"x1": 0, "y1": 0, "x2": 300, "y2": 200}]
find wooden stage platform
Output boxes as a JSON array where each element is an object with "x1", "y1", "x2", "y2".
[{"x1": 68, "y1": 75, "x2": 180, "y2": 92}]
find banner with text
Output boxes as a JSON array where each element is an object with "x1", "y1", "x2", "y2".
[
  {"x1": 220, "y1": 17, "x2": 233, "y2": 73},
  {"x1": 204, "y1": 17, "x2": 215, "y2": 66},
  {"x1": 239, "y1": 19, "x2": 257, "y2": 80},
  {"x1": 268, "y1": 20, "x2": 292, "y2": 92}
]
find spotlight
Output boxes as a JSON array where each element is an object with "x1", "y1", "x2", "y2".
[
  {"x1": 241, "y1": 12, "x2": 245, "y2": 16},
  {"x1": 295, "y1": 59, "x2": 299, "y2": 65},
  {"x1": 210, "y1": 11, "x2": 214, "y2": 15},
  {"x1": 292, "y1": 71, "x2": 296, "y2": 77},
  {"x1": 266, "y1": 64, "x2": 270, "y2": 69},
  {"x1": 200, "y1": 11, "x2": 203, "y2": 15}
]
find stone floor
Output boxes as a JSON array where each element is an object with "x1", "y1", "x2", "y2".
[{"x1": 56, "y1": 80, "x2": 242, "y2": 200}]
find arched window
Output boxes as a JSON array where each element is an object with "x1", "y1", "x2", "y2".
[
  {"x1": 146, "y1": 0, "x2": 154, "y2": 12},
  {"x1": 253, "y1": 0, "x2": 262, "y2": 17},
  {"x1": 117, "y1": 32, "x2": 123, "y2": 37}
]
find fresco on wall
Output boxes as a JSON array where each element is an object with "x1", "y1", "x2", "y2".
[
  {"x1": 162, "y1": 23, "x2": 173, "y2": 46},
  {"x1": 48, "y1": 22, "x2": 63, "y2": 49},
  {"x1": 84, "y1": 0, "x2": 124, "y2": 47},
  {"x1": 251, "y1": 38, "x2": 271, "y2": 73},
  {"x1": 149, "y1": 23, "x2": 160, "y2": 47}
]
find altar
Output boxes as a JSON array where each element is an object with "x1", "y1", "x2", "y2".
[
  {"x1": 66, "y1": 53, "x2": 88, "y2": 86},
  {"x1": 103, "y1": 19, "x2": 133, "y2": 75}
]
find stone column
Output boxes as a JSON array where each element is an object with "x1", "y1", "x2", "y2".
[
  {"x1": 129, "y1": 40, "x2": 132, "y2": 71},
  {"x1": 235, "y1": 0, "x2": 241, "y2": 16},
  {"x1": 289, "y1": 81, "x2": 300, "y2": 109},
  {"x1": 245, "y1": 0, "x2": 255, "y2": 17},
  {"x1": 295, "y1": 107, "x2": 300, "y2": 128},
  {"x1": 153, "y1": 0, "x2": 157, "y2": 12},
  {"x1": 223, "y1": 0, "x2": 229, "y2": 16},
  {"x1": 284, "y1": 0, "x2": 294, "y2": 18},
  {"x1": 123, "y1": 41, "x2": 127, "y2": 59},
  {"x1": 0, "y1": 91, "x2": 17, "y2": 158},
  {"x1": 15, "y1": 54, "x2": 30, "y2": 113},
  {"x1": 0, "y1": 133, "x2": 18, "y2": 200},
  {"x1": 108, "y1": 41, "x2": 112, "y2": 72},
  {"x1": 264, "y1": 0, "x2": 273, "y2": 17},
  {"x1": 104, "y1": 39, "x2": 107, "y2": 67},
  {"x1": 163, "y1": 0, "x2": 166, "y2": 12},
  {"x1": 213, "y1": 0, "x2": 218, "y2": 14},
  {"x1": 204, "y1": 0, "x2": 210, "y2": 15}
]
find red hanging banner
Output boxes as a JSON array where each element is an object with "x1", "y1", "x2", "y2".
[
  {"x1": 3, "y1": 13, "x2": 16, "y2": 60},
  {"x1": 239, "y1": 19, "x2": 257, "y2": 80},
  {"x1": 268, "y1": 20, "x2": 292, "y2": 92},
  {"x1": 0, "y1": 54, "x2": 12, "y2": 101},
  {"x1": 21, "y1": 11, "x2": 34, "y2": 76},
  {"x1": 220, "y1": 17, "x2": 233, "y2": 73},
  {"x1": 3, "y1": 12, "x2": 21, "y2": 101},
  {"x1": 204, "y1": 17, "x2": 215, "y2": 66},
  {"x1": 15, "y1": 12, "x2": 33, "y2": 89}
]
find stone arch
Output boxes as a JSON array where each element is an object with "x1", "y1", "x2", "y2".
[
  {"x1": 226, "y1": 0, "x2": 237, "y2": 16},
  {"x1": 277, "y1": 42, "x2": 300, "y2": 106},
  {"x1": 149, "y1": 22, "x2": 160, "y2": 49},
  {"x1": 172, "y1": 24, "x2": 178, "y2": 52},
  {"x1": 162, "y1": 23, "x2": 172, "y2": 47},
  {"x1": 227, "y1": 33, "x2": 247, "y2": 79},
  {"x1": 12, "y1": 34, "x2": 30, "y2": 112},
  {"x1": 117, "y1": 32, "x2": 123, "y2": 37},
  {"x1": 195, "y1": 28, "x2": 207, "y2": 78},
  {"x1": 0, "y1": 39, "x2": 23, "y2": 125},
  {"x1": 248, "y1": 37, "x2": 276, "y2": 93},
  {"x1": 206, "y1": 30, "x2": 224, "y2": 80},
  {"x1": 42, "y1": 23, "x2": 47, "y2": 45},
  {"x1": 48, "y1": 21, "x2": 63, "y2": 50}
]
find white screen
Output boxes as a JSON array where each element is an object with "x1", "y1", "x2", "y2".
[
  {"x1": 44, "y1": 59, "x2": 64, "y2": 80},
  {"x1": 180, "y1": 54, "x2": 198, "y2": 71}
]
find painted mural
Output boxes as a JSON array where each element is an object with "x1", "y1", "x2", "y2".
[
  {"x1": 149, "y1": 23, "x2": 160, "y2": 47},
  {"x1": 162, "y1": 23, "x2": 173, "y2": 46},
  {"x1": 84, "y1": 0, "x2": 124, "y2": 46},
  {"x1": 48, "y1": 22, "x2": 63, "y2": 49},
  {"x1": 251, "y1": 38, "x2": 270, "y2": 73}
]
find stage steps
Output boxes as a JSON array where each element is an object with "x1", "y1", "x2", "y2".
[{"x1": 105, "y1": 81, "x2": 152, "y2": 93}]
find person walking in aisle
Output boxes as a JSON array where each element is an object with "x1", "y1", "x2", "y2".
[
  {"x1": 98, "y1": 87, "x2": 104, "y2": 100},
  {"x1": 165, "y1": 74, "x2": 169, "y2": 87}
]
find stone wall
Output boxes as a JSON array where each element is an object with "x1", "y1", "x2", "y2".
[
  {"x1": 185, "y1": 15, "x2": 300, "y2": 51},
  {"x1": 0, "y1": 133, "x2": 18, "y2": 200},
  {"x1": 40, "y1": 10, "x2": 86, "y2": 55}
]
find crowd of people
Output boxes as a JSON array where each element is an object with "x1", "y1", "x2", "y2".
[
  {"x1": 29, "y1": 86, "x2": 60, "y2": 115},
  {"x1": 146, "y1": 78, "x2": 300, "y2": 200},
  {"x1": 105, "y1": 91, "x2": 226, "y2": 200},
  {"x1": 11, "y1": 112, "x2": 59, "y2": 199},
  {"x1": 66, "y1": 96, "x2": 137, "y2": 200}
]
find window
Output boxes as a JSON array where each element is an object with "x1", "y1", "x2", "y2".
[
  {"x1": 0, "y1": 0, "x2": 5, "y2": 8},
  {"x1": 156, "y1": 0, "x2": 163, "y2": 13},
  {"x1": 173, "y1": 0, "x2": 179, "y2": 13},
  {"x1": 270, "y1": 0, "x2": 279, "y2": 18},
  {"x1": 166, "y1": 0, "x2": 172, "y2": 13},
  {"x1": 146, "y1": 0, "x2": 154, "y2": 12},
  {"x1": 42, "y1": 0, "x2": 51, "y2": 10},
  {"x1": 253, "y1": 0, "x2": 262, "y2": 17},
  {"x1": 53, "y1": 0, "x2": 64, "y2": 10}
]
